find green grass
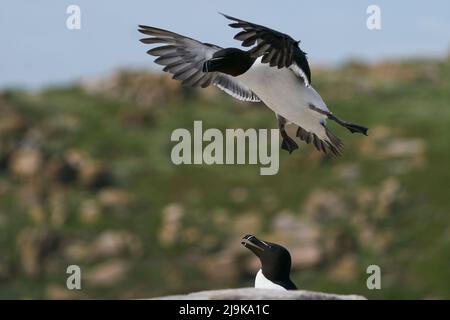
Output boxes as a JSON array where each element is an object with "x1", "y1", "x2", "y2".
[{"x1": 0, "y1": 57, "x2": 450, "y2": 299}]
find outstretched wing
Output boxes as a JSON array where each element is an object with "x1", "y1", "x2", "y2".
[
  {"x1": 138, "y1": 25, "x2": 260, "y2": 102},
  {"x1": 221, "y1": 13, "x2": 311, "y2": 86}
]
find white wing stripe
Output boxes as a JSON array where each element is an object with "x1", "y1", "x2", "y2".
[{"x1": 290, "y1": 64, "x2": 310, "y2": 87}]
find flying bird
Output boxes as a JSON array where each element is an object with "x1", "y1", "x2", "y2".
[
  {"x1": 138, "y1": 13, "x2": 368, "y2": 155},
  {"x1": 241, "y1": 234, "x2": 296, "y2": 290}
]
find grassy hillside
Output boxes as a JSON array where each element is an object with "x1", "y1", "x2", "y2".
[{"x1": 0, "y1": 56, "x2": 449, "y2": 299}]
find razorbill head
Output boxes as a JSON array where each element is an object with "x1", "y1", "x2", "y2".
[
  {"x1": 241, "y1": 234, "x2": 297, "y2": 290},
  {"x1": 138, "y1": 13, "x2": 368, "y2": 155}
]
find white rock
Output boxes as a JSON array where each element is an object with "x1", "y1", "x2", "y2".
[{"x1": 152, "y1": 288, "x2": 366, "y2": 300}]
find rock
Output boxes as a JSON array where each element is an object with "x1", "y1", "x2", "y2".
[
  {"x1": 383, "y1": 138, "x2": 425, "y2": 158},
  {"x1": 335, "y1": 163, "x2": 360, "y2": 182},
  {"x1": 375, "y1": 178, "x2": 404, "y2": 219},
  {"x1": 97, "y1": 188, "x2": 133, "y2": 208},
  {"x1": 10, "y1": 147, "x2": 43, "y2": 178},
  {"x1": 64, "y1": 242, "x2": 90, "y2": 261},
  {"x1": 152, "y1": 288, "x2": 366, "y2": 300},
  {"x1": 271, "y1": 212, "x2": 323, "y2": 268},
  {"x1": 79, "y1": 200, "x2": 101, "y2": 224},
  {"x1": 85, "y1": 259, "x2": 129, "y2": 287},
  {"x1": 230, "y1": 212, "x2": 261, "y2": 236},
  {"x1": 359, "y1": 127, "x2": 426, "y2": 169},
  {"x1": 89, "y1": 231, "x2": 143, "y2": 259},
  {"x1": 64, "y1": 231, "x2": 143, "y2": 262},
  {"x1": 199, "y1": 244, "x2": 244, "y2": 283},
  {"x1": 158, "y1": 203, "x2": 184, "y2": 246},
  {"x1": 303, "y1": 190, "x2": 348, "y2": 221},
  {"x1": 272, "y1": 212, "x2": 320, "y2": 242},
  {"x1": 290, "y1": 246, "x2": 322, "y2": 269}
]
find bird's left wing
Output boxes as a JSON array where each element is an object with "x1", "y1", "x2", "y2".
[
  {"x1": 221, "y1": 13, "x2": 311, "y2": 86},
  {"x1": 138, "y1": 25, "x2": 260, "y2": 102}
]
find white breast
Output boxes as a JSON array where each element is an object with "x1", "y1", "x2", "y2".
[
  {"x1": 255, "y1": 269, "x2": 286, "y2": 290},
  {"x1": 237, "y1": 59, "x2": 330, "y2": 140}
]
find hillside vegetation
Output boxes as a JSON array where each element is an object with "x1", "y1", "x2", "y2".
[{"x1": 0, "y1": 56, "x2": 449, "y2": 299}]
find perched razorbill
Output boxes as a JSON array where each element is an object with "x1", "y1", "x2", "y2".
[{"x1": 241, "y1": 234, "x2": 297, "y2": 290}]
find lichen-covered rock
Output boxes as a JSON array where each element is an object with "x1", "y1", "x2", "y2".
[{"x1": 152, "y1": 288, "x2": 366, "y2": 300}]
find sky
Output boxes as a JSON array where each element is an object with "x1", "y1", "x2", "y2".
[{"x1": 1, "y1": 0, "x2": 450, "y2": 89}]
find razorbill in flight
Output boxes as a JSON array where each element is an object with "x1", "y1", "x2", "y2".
[
  {"x1": 138, "y1": 13, "x2": 368, "y2": 155},
  {"x1": 241, "y1": 234, "x2": 296, "y2": 290}
]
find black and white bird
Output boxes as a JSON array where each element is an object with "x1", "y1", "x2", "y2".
[
  {"x1": 241, "y1": 234, "x2": 296, "y2": 290},
  {"x1": 138, "y1": 13, "x2": 368, "y2": 155}
]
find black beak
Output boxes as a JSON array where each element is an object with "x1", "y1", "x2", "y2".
[{"x1": 241, "y1": 234, "x2": 268, "y2": 252}]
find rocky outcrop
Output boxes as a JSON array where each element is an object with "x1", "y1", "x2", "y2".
[{"x1": 153, "y1": 288, "x2": 366, "y2": 300}]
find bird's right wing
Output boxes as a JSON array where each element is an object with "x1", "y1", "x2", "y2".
[
  {"x1": 221, "y1": 13, "x2": 311, "y2": 86},
  {"x1": 138, "y1": 25, "x2": 260, "y2": 102}
]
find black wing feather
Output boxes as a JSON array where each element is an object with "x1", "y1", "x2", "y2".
[
  {"x1": 296, "y1": 125, "x2": 343, "y2": 156},
  {"x1": 221, "y1": 13, "x2": 311, "y2": 85}
]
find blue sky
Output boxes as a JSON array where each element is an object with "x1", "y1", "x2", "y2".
[{"x1": 1, "y1": 0, "x2": 450, "y2": 89}]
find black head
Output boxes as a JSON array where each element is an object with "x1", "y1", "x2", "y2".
[
  {"x1": 203, "y1": 48, "x2": 255, "y2": 76},
  {"x1": 241, "y1": 234, "x2": 296, "y2": 289}
]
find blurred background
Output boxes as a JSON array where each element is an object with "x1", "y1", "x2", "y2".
[{"x1": 1, "y1": 1, "x2": 450, "y2": 299}]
